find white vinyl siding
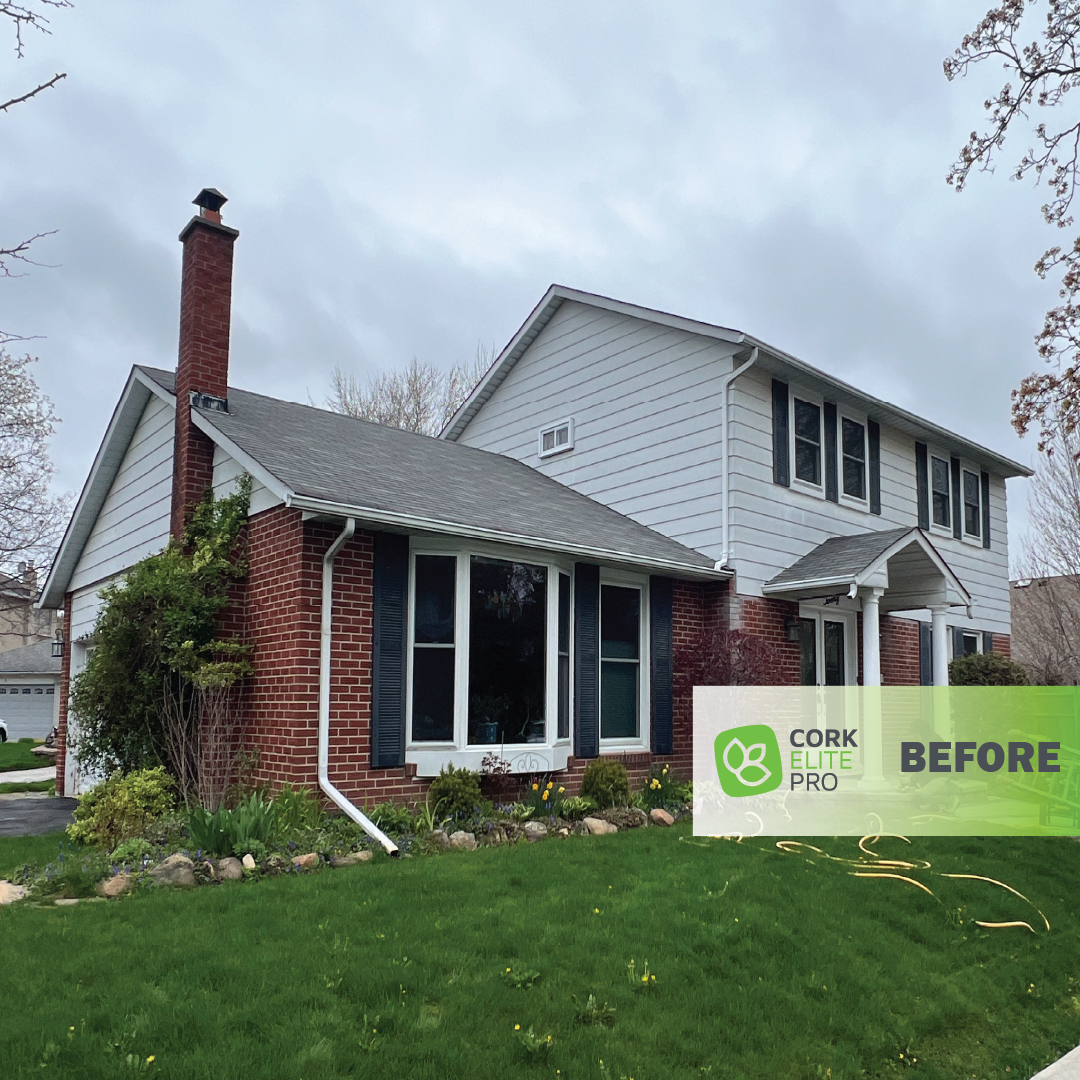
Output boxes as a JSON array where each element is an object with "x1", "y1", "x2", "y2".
[
  {"x1": 68, "y1": 396, "x2": 175, "y2": 593},
  {"x1": 456, "y1": 300, "x2": 739, "y2": 557},
  {"x1": 729, "y1": 369, "x2": 1012, "y2": 635},
  {"x1": 212, "y1": 448, "x2": 281, "y2": 516}
]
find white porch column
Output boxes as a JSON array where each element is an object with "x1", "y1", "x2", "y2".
[
  {"x1": 929, "y1": 605, "x2": 950, "y2": 686},
  {"x1": 858, "y1": 587, "x2": 887, "y2": 790}
]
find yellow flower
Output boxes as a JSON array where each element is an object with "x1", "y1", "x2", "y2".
[
  {"x1": 543, "y1": 791, "x2": 549, "y2": 800},
  {"x1": 515, "y1": 1024, "x2": 521, "y2": 1031},
  {"x1": 558, "y1": 786, "x2": 565, "y2": 793},
  {"x1": 506, "y1": 967, "x2": 512, "y2": 972},
  {"x1": 147, "y1": 1057, "x2": 155, "y2": 1064},
  {"x1": 547, "y1": 780, "x2": 553, "y2": 788},
  {"x1": 662, "y1": 765, "x2": 669, "y2": 774},
  {"x1": 532, "y1": 783, "x2": 539, "y2": 791},
  {"x1": 594, "y1": 907, "x2": 600, "y2": 914},
  {"x1": 642, "y1": 974, "x2": 648, "y2": 983}
]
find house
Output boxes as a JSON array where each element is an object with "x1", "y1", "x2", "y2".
[
  {"x1": 1010, "y1": 575, "x2": 1080, "y2": 684},
  {"x1": 40, "y1": 190, "x2": 1030, "y2": 823},
  {"x1": 0, "y1": 639, "x2": 61, "y2": 740},
  {"x1": 0, "y1": 564, "x2": 57, "y2": 652}
]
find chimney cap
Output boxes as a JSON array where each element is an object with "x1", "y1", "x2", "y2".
[{"x1": 193, "y1": 188, "x2": 227, "y2": 213}]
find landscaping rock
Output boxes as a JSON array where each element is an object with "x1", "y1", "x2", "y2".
[
  {"x1": 149, "y1": 854, "x2": 197, "y2": 889},
  {"x1": 293, "y1": 852, "x2": 320, "y2": 870},
  {"x1": 449, "y1": 830, "x2": 478, "y2": 851},
  {"x1": 97, "y1": 873, "x2": 133, "y2": 898},
  {"x1": 649, "y1": 808, "x2": 675, "y2": 826},
  {"x1": 54, "y1": 897, "x2": 80, "y2": 906},
  {"x1": 330, "y1": 851, "x2": 373, "y2": 868},
  {"x1": 241, "y1": 853, "x2": 256, "y2": 871},
  {"x1": 429, "y1": 829, "x2": 451, "y2": 850},
  {"x1": 217, "y1": 857, "x2": 244, "y2": 880},
  {"x1": 582, "y1": 817, "x2": 618, "y2": 836},
  {"x1": 558, "y1": 827, "x2": 570, "y2": 837},
  {"x1": 523, "y1": 821, "x2": 548, "y2": 841},
  {"x1": 202, "y1": 861, "x2": 216, "y2": 879},
  {"x1": 0, "y1": 880, "x2": 26, "y2": 904}
]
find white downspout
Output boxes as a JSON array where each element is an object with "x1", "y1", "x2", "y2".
[
  {"x1": 717, "y1": 347, "x2": 759, "y2": 569},
  {"x1": 319, "y1": 517, "x2": 399, "y2": 856}
]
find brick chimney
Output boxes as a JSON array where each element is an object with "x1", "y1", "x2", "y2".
[{"x1": 171, "y1": 188, "x2": 239, "y2": 541}]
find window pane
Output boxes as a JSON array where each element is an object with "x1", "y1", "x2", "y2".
[
  {"x1": 841, "y1": 418, "x2": 864, "y2": 460},
  {"x1": 555, "y1": 426, "x2": 569, "y2": 446},
  {"x1": 965, "y1": 503, "x2": 980, "y2": 536},
  {"x1": 601, "y1": 585, "x2": 639, "y2": 659},
  {"x1": 823, "y1": 621, "x2": 845, "y2": 686},
  {"x1": 411, "y1": 648, "x2": 454, "y2": 741},
  {"x1": 932, "y1": 491, "x2": 950, "y2": 527},
  {"x1": 794, "y1": 400, "x2": 820, "y2": 441},
  {"x1": 468, "y1": 557, "x2": 547, "y2": 745},
  {"x1": 799, "y1": 618, "x2": 817, "y2": 686},
  {"x1": 558, "y1": 573, "x2": 570, "y2": 740},
  {"x1": 601, "y1": 660, "x2": 638, "y2": 739},
  {"x1": 558, "y1": 573, "x2": 570, "y2": 654},
  {"x1": 963, "y1": 471, "x2": 981, "y2": 536},
  {"x1": 795, "y1": 438, "x2": 820, "y2": 485},
  {"x1": 963, "y1": 470, "x2": 979, "y2": 504},
  {"x1": 542, "y1": 430, "x2": 555, "y2": 451},
  {"x1": 931, "y1": 457, "x2": 949, "y2": 494},
  {"x1": 962, "y1": 633, "x2": 979, "y2": 657},
  {"x1": 842, "y1": 456, "x2": 865, "y2": 499},
  {"x1": 414, "y1": 555, "x2": 455, "y2": 644}
]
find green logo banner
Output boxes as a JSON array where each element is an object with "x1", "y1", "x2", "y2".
[{"x1": 693, "y1": 687, "x2": 1080, "y2": 837}]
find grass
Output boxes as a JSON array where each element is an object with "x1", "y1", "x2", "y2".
[
  {"x1": 0, "y1": 831, "x2": 79, "y2": 878},
  {"x1": 0, "y1": 738, "x2": 48, "y2": 772},
  {"x1": 0, "y1": 824, "x2": 1078, "y2": 1079},
  {"x1": 0, "y1": 779, "x2": 55, "y2": 795}
]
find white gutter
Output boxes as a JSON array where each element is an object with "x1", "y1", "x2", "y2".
[
  {"x1": 319, "y1": 516, "x2": 399, "y2": 856},
  {"x1": 716, "y1": 347, "x2": 759, "y2": 569}
]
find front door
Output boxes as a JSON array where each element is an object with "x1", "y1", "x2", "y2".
[{"x1": 798, "y1": 610, "x2": 856, "y2": 686}]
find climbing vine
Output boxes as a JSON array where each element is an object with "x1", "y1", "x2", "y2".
[{"x1": 70, "y1": 477, "x2": 252, "y2": 795}]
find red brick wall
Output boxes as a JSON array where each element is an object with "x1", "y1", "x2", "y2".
[
  {"x1": 880, "y1": 616, "x2": 921, "y2": 686},
  {"x1": 736, "y1": 595, "x2": 802, "y2": 684},
  {"x1": 54, "y1": 591, "x2": 73, "y2": 795},
  {"x1": 992, "y1": 634, "x2": 1011, "y2": 658}
]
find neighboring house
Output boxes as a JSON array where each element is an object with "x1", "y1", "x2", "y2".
[
  {"x1": 0, "y1": 565, "x2": 57, "y2": 653},
  {"x1": 1010, "y1": 575, "x2": 1080, "y2": 684},
  {"x1": 40, "y1": 190, "x2": 1029, "y2": 811},
  {"x1": 0, "y1": 640, "x2": 61, "y2": 740}
]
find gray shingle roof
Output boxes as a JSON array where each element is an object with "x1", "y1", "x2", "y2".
[
  {"x1": 766, "y1": 527, "x2": 917, "y2": 588},
  {"x1": 0, "y1": 640, "x2": 60, "y2": 675},
  {"x1": 138, "y1": 367, "x2": 718, "y2": 575}
]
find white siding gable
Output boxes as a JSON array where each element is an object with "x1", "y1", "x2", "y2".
[
  {"x1": 456, "y1": 300, "x2": 740, "y2": 556},
  {"x1": 212, "y1": 446, "x2": 281, "y2": 516},
  {"x1": 68, "y1": 396, "x2": 175, "y2": 593}
]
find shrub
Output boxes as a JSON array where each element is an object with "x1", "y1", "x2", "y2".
[
  {"x1": 188, "y1": 793, "x2": 277, "y2": 857},
  {"x1": 427, "y1": 764, "x2": 483, "y2": 820},
  {"x1": 949, "y1": 652, "x2": 1029, "y2": 686},
  {"x1": 560, "y1": 795, "x2": 597, "y2": 820},
  {"x1": 273, "y1": 784, "x2": 327, "y2": 835},
  {"x1": 67, "y1": 767, "x2": 176, "y2": 848},
  {"x1": 580, "y1": 759, "x2": 631, "y2": 808},
  {"x1": 370, "y1": 801, "x2": 415, "y2": 835},
  {"x1": 110, "y1": 837, "x2": 154, "y2": 864}
]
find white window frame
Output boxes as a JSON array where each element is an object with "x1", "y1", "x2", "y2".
[
  {"x1": 537, "y1": 417, "x2": 575, "y2": 460},
  {"x1": 789, "y1": 388, "x2": 826, "y2": 497},
  {"x1": 960, "y1": 461, "x2": 983, "y2": 545},
  {"x1": 837, "y1": 409, "x2": 870, "y2": 509},
  {"x1": 405, "y1": 537, "x2": 575, "y2": 777},
  {"x1": 948, "y1": 628, "x2": 984, "y2": 661},
  {"x1": 797, "y1": 603, "x2": 859, "y2": 686},
  {"x1": 927, "y1": 445, "x2": 953, "y2": 538},
  {"x1": 598, "y1": 567, "x2": 651, "y2": 752}
]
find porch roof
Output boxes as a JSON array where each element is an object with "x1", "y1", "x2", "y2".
[{"x1": 761, "y1": 527, "x2": 972, "y2": 611}]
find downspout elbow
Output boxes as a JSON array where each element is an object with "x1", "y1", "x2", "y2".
[{"x1": 319, "y1": 516, "x2": 400, "y2": 856}]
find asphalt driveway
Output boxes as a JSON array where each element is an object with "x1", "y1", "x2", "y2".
[{"x1": 0, "y1": 794, "x2": 78, "y2": 837}]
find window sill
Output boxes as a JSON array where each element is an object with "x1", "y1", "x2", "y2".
[{"x1": 407, "y1": 744, "x2": 574, "y2": 778}]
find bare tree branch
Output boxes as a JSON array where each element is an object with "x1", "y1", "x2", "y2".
[{"x1": 0, "y1": 69, "x2": 64, "y2": 112}]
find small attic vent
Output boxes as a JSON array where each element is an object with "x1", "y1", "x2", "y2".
[
  {"x1": 538, "y1": 418, "x2": 574, "y2": 459},
  {"x1": 190, "y1": 391, "x2": 228, "y2": 412}
]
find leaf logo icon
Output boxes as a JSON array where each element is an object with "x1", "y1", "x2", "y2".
[{"x1": 722, "y1": 737, "x2": 772, "y2": 787}]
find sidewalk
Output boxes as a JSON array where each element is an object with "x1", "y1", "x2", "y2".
[
  {"x1": 0, "y1": 767, "x2": 55, "y2": 784},
  {"x1": 1030, "y1": 1044, "x2": 1080, "y2": 1079}
]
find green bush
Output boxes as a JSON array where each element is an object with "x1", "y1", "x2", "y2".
[
  {"x1": 188, "y1": 793, "x2": 277, "y2": 857},
  {"x1": 370, "y1": 801, "x2": 415, "y2": 835},
  {"x1": 110, "y1": 837, "x2": 154, "y2": 864},
  {"x1": 580, "y1": 759, "x2": 631, "y2": 809},
  {"x1": 427, "y1": 764, "x2": 483, "y2": 820},
  {"x1": 67, "y1": 767, "x2": 176, "y2": 849},
  {"x1": 273, "y1": 785, "x2": 326, "y2": 835},
  {"x1": 560, "y1": 795, "x2": 597, "y2": 820},
  {"x1": 949, "y1": 652, "x2": 1029, "y2": 686}
]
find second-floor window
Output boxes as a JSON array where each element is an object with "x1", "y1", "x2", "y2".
[
  {"x1": 963, "y1": 469, "x2": 981, "y2": 538},
  {"x1": 793, "y1": 398, "x2": 821, "y2": 486},
  {"x1": 841, "y1": 417, "x2": 866, "y2": 500},
  {"x1": 931, "y1": 455, "x2": 950, "y2": 528}
]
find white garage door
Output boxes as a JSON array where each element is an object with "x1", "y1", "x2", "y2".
[{"x1": 0, "y1": 685, "x2": 55, "y2": 740}]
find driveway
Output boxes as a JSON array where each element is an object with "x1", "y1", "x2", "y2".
[{"x1": 0, "y1": 793, "x2": 78, "y2": 837}]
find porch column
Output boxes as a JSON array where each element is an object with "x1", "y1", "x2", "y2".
[
  {"x1": 858, "y1": 587, "x2": 887, "y2": 790},
  {"x1": 929, "y1": 605, "x2": 950, "y2": 686}
]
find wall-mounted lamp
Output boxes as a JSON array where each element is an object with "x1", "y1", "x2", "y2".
[
  {"x1": 51, "y1": 628, "x2": 64, "y2": 658},
  {"x1": 784, "y1": 615, "x2": 801, "y2": 643}
]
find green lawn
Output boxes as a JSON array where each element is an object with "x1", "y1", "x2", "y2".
[
  {"x1": 0, "y1": 738, "x2": 47, "y2": 772},
  {"x1": 0, "y1": 779, "x2": 55, "y2": 795},
  {"x1": 1, "y1": 824, "x2": 1078, "y2": 1079}
]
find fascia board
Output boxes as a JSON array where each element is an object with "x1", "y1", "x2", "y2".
[
  {"x1": 188, "y1": 410, "x2": 293, "y2": 505},
  {"x1": 133, "y1": 367, "x2": 176, "y2": 407},
  {"x1": 288, "y1": 494, "x2": 730, "y2": 581},
  {"x1": 853, "y1": 529, "x2": 972, "y2": 605},
  {"x1": 762, "y1": 575, "x2": 856, "y2": 595},
  {"x1": 39, "y1": 371, "x2": 157, "y2": 610}
]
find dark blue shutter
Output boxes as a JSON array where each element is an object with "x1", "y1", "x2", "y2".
[
  {"x1": 574, "y1": 562, "x2": 600, "y2": 759},
  {"x1": 868, "y1": 419, "x2": 881, "y2": 515},
  {"x1": 950, "y1": 457, "x2": 962, "y2": 539},
  {"x1": 915, "y1": 442, "x2": 930, "y2": 531},
  {"x1": 919, "y1": 622, "x2": 932, "y2": 686},
  {"x1": 649, "y1": 576, "x2": 673, "y2": 755},
  {"x1": 823, "y1": 402, "x2": 838, "y2": 503},
  {"x1": 372, "y1": 531, "x2": 408, "y2": 768},
  {"x1": 982, "y1": 631, "x2": 994, "y2": 654},
  {"x1": 772, "y1": 379, "x2": 790, "y2": 487},
  {"x1": 981, "y1": 471, "x2": 991, "y2": 549}
]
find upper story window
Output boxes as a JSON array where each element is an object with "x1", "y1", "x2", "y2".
[
  {"x1": 963, "y1": 469, "x2": 981, "y2": 538},
  {"x1": 538, "y1": 418, "x2": 574, "y2": 459},
  {"x1": 930, "y1": 455, "x2": 950, "y2": 528},
  {"x1": 792, "y1": 398, "x2": 822, "y2": 486},
  {"x1": 841, "y1": 417, "x2": 866, "y2": 500}
]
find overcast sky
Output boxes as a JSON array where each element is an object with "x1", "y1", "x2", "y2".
[{"x1": 0, "y1": 1, "x2": 1060, "y2": 569}]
